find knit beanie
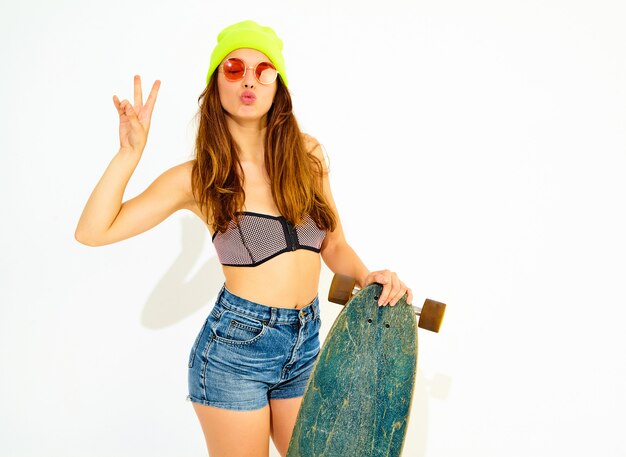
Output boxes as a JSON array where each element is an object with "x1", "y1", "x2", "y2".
[{"x1": 206, "y1": 20, "x2": 288, "y2": 87}]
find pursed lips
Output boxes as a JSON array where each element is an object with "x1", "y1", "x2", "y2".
[{"x1": 240, "y1": 91, "x2": 256, "y2": 104}]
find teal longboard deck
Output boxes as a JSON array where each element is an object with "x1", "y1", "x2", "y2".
[{"x1": 287, "y1": 283, "x2": 418, "y2": 457}]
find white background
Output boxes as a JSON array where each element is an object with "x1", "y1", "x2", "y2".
[{"x1": 1, "y1": 0, "x2": 625, "y2": 456}]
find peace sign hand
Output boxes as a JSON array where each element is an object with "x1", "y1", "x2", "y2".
[{"x1": 112, "y1": 75, "x2": 161, "y2": 155}]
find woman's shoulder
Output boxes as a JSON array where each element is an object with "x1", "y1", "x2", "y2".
[
  {"x1": 301, "y1": 132, "x2": 327, "y2": 166},
  {"x1": 301, "y1": 132, "x2": 324, "y2": 157},
  {"x1": 158, "y1": 159, "x2": 196, "y2": 205},
  {"x1": 165, "y1": 159, "x2": 195, "y2": 187},
  {"x1": 302, "y1": 132, "x2": 320, "y2": 148}
]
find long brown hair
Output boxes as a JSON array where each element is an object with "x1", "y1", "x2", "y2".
[{"x1": 191, "y1": 75, "x2": 337, "y2": 234}]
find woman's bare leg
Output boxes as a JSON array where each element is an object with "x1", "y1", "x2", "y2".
[
  {"x1": 268, "y1": 397, "x2": 304, "y2": 456},
  {"x1": 192, "y1": 402, "x2": 271, "y2": 457}
]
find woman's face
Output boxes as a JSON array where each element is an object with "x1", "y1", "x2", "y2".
[{"x1": 217, "y1": 48, "x2": 278, "y2": 125}]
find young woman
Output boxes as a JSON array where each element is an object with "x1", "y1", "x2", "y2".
[{"x1": 75, "y1": 20, "x2": 413, "y2": 457}]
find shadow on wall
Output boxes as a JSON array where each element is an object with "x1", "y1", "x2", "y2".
[{"x1": 141, "y1": 215, "x2": 224, "y2": 329}]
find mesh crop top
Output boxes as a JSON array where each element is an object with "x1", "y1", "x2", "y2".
[{"x1": 212, "y1": 211, "x2": 327, "y2": 267}]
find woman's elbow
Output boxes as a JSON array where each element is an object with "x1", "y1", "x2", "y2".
[{"x1": 74, "y1": 228, "x2": 105, "y2": 247}]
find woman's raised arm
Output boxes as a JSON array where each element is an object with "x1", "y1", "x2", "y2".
[{"x1": 74, "y1": 76, "x2": 193, "y2": 246}]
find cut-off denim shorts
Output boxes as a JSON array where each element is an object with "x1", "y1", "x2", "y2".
[{"x1": 186, "y1": 285, "x2": 321, "y2": 411}]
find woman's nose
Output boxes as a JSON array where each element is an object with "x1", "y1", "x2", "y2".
[{"x1": 243, "y1": 68, "x2": 256, "y2": 88}]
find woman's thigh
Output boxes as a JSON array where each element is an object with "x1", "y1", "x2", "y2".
[
  {"x1": 192, "y1": 402, "x2": 271, "y2": 457},
  {"x1": 269, "y1": 396, "x2": 304, "y2": 457}
]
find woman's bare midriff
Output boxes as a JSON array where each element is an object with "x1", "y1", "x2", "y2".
[
  {"x1": 222, "y1": 250, "x2": 322, "y2": 309},
  {"x1": 183, "y1": 162, "x2": 321, "y2": 309}
]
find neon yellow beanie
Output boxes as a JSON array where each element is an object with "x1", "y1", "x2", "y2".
[{"x1": 206, "y1": 20, "x2": 288, "y2": 87}]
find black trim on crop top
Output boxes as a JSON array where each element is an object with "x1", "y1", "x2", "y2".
[{"x1": 211, "y1": 211, "x2": 327, "y2": 267}]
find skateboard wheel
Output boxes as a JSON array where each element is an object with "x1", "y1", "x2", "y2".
[
  {"x1": 418, "y1": 299, "x2": 446, "y2": 333},
  {"x1": 328, "y1": 274, "x2": 357, "y2": 305}
]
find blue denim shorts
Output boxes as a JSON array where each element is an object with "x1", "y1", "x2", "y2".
[{"x1": 186, "y1": 285, "x2": 321, "y2": 411}]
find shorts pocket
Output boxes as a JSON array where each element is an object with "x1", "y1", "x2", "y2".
[{"x1": 212, "y1": 309, "x2": 268, "y2": 345}]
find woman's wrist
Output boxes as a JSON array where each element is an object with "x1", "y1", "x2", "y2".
[{"x1": 357, "y1": 271, "x2": 370, "y2": 289}]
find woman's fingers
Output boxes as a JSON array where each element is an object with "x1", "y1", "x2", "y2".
[
  {"x1": 375, "y1": 271, "x2": 391, "y2": 305},
  {"x1": 121, "y1": 100, "x2": 139, "y2": 124},
  {"x1": 133, "y1": 75, "x2": 143, "y2": 110},
  {"x1": 116, "y1": 98, "x2": 145, "y2": 150},
  {"x1": 405, "y1": 287, "x2": 413, "y2": 306},
  {"x1": 364, "y1": 269, "x2": 412, "y2": 307},
  {"x1": 112, "y1": 75, "x2": 159, "y2": 153},
  {"x1": 371, "y1": 269, "x2": 395, "y2": 306},
  {"x1": 113, "y1": 95, "x2": 134, "y2": 119},
  {"x1": 113, "y1": 76, "x2": 160, "y2": 122},
  {"x1": 139, "y1": 79, "x2": 161, "y2": 125},
  {"x1": 381, "y1": 274, "x2": 402, "y2": 306},
  {"x1": 112, "y1": 94, "x2": 122, "y2": 113},
  {"x1": 145, "y1": 79, "x2": 161, "y2": 110},
  {"x1": 389, "y1": 281, "x2": 408, "y2": 307}
]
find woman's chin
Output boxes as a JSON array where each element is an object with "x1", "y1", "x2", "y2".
[{"x1": 226, "y1": 109, "x2": 268, "y2": 125}]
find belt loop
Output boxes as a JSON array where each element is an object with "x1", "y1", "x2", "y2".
[
  {"x1": 216, "y1": 284, "x2": 226, "y2": 303},
  {"x1": 312, "y1": 296, "x2": 319, "y2": 321},
  {"x1": 269, "y1": 307, "x2": 277, "y2": 326}
]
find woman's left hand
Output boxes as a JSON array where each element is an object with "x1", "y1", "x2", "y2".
[{"x1": 362, "y1": 270, "x2": 413, "y2": 307}]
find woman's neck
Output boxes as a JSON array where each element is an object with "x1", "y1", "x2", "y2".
[{"x1": 226, "y1": 115, "x2": 267, "y2": 161}]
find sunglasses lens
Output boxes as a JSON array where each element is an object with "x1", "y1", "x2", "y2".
[
  {"x1": 255, "y1": 62, "x2": 277, "y2": 84},
  {"x1": 223, "y1": 58, "x2": 245, "y2": 81}
]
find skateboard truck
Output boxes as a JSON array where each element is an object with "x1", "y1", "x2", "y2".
[{"x1": 328, "y1": 274, "x2": 446, "y2": 333}]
